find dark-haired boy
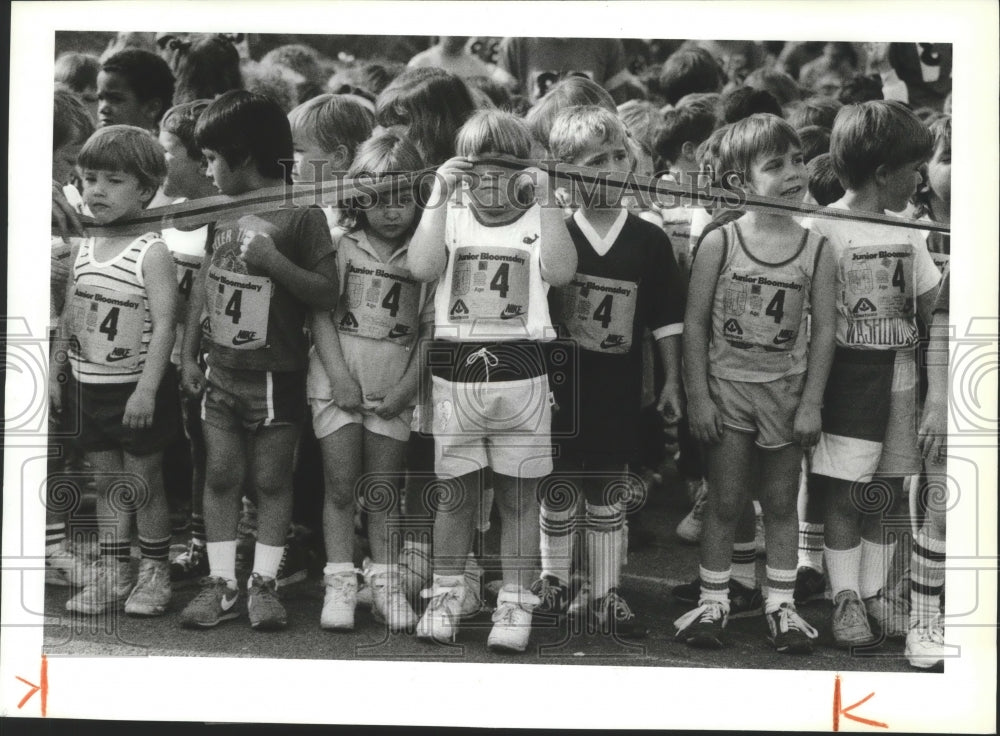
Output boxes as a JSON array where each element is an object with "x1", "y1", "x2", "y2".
[{"x1": 98, "y1": 48, "x2": 175, "y2": 131}]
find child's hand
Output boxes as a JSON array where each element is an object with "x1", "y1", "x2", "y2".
[
  {"x1": 657, "y1": 381, "x2": 685, "y2": 425},
  {"x1": 371, "y1": 385, "x2": 410, "y2": 420},
  {"x1": 918, "y1": 396, "x2": 948, "y2": 464},
  {"x1": 238, "y1": 214, "x2": 281, "y2": 271},
  {"x1": 793, "y1": 402, "x2": 822, "y2": 448},
  {"x1": 331, "y1": 376, "x2": 364, "y2": 412},
  {"x1": 123, "y1": 386, "x2": 156, "y2": 429},
  {"x1": 48, "y1": 371, "x2": 64, "y2": 415},
  {"x1": 52, "y1": 181, "x2": 84, "y2": 243},
  {"x1": 180, "y1": 360, "x2": 206, "y2": 398},
  {"x1": 435, "y1": 157, "x2": 475, "y2": 199},
  {"x1": 688, "y1": 396, "x2": 723, "y2": 444}
]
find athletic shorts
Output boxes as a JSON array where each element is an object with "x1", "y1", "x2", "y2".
[
  {"x1": 708, "y1": 372, "x2": 806, "y2": 449},
  {"x1": 66, "y1": 366, "x2": 180, "y2": 456},
  {"x1": 201, "y1": 363, "x2": 306, "y2": 432},
  {"x1": 812, "y1": 348, "x2": 921, "y2": 482},
  {"x1": 309, "y1": 398, "x2": 413, "y2": 443},
  {"x1": 431, "y1": 374, "x2": 553, "y2": 479}
]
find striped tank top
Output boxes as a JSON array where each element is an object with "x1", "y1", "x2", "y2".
[{"x1": 66, "y1": 233, "x2": 160, "y2": 384}]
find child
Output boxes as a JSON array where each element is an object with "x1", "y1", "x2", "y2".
[
  {"x1": 805, "y1": 152, "x2": 845, "y2": 206},
  {"x1": 674, "y1": 114, "x2": 836, "y2": 653},
  {"x1": 658, "y1": 48, "x2": 724, "y2": 107},
  {"x1": 288, "y1": 93, "x2": 374, "y2": 190},
  {"x1": 804, "y1": 100, "x2": 939, "y2": 648},
  {"x1": 308, "y1": 130, "x2": 433, "y2": 632},
  {"x1": 97, "y1": 48, "x2": 175, "y2": 131},
  {"x1": 542, "y1": 105, "x2": 685, "y2": 635},
  {"x1": 407, "y1": 109, "x2": 577, "y2": 652},
  {"x1": 155, "y1": 99, "x2": 217, "y2": 585},
  {"x1": 61, "y1": 126, "x2": 179, "y2": 616},
  {"x1": 55, "y1": 52, "x2": 101, "y2": 122},
  {"x1": 177, "y1": 91, "x2": 338, "y2": 630}
]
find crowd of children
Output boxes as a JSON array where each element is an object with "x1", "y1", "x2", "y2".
[{"x1": 47, "y1": 34, "x2": 952, "y2": 668}]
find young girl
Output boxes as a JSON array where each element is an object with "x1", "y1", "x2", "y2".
[
  {"x1": 674, "y1": 114, "x2": 836, "y2": 653},
  {"x1": 62, "y1": 125, "x2": 179, "y2": 616},
  {"x1": 309, "y1": 130, "x2": 433, "y2": 632},
  {"x1": 407, "y1": 109, "x2": 577, "y2": 652}
]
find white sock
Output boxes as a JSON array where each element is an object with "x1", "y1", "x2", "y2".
[
  {"x1": 585, "y1": 502, "x2": 625, "y2": 599},
  {"x1": 699, "y1": 566, "x2": 731, "y2": 610},
  {"x1": 825, "y1": 545, "x2": 861, "y2": 598},
  {"x1": 251, "y1": 542, "x2": 284, "y2": 581},
  {"x1": 764, "y1": 566, "x2": 797, "y2": 613},
  {"x1": 323, "y1": 561, "x2": 355, "y2": 576},
  {"x1": 731, "y1": 542, "x2": 757, "y2": 589},
  {"x1": 207, "y1": 540, "x2": 238, "y2": 585},
  {"x1": 540, "y1": 503, "x2": 575, "y2": 585},
  {"x1": 797, "y1": 522, "x2": 825, "y2": 572},
  {"x1": 860, "y1": 538, "x2": 896, "y2": 599}
]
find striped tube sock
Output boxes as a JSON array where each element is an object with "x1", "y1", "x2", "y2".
[
  {"x1": 797, "y1": 522, "x2": 825, "y2": 572},
  {"x1": 100, "y1": 539, "x2": 131, "y2": 563},
  {"x1": 190, "y1": 513, "x2": 207, "y2": 545},
  {"x1": 539, "y1": 504, "x2": 575, "y2": 586},
  {"x1": 207, "y1": 540, "x2": 238, "y2": 585},
  {"x1": 699, "y1": 566, "x2": 731, "y2": 609},
  {"x1": 910, "y1": 530, "x2": 945, "y2": 625},
  {"x1": 585, "y1": 502, "x2": 625, "y2": 599},
  {"x1": 46, "y1": 522, "x2": 67, "y2": 553},
  {"x1": 825, "y1": 545, "x2": 861, "y2": 598},
  {"x1": 860, "y1": 538, "x2": 896, "y2": 599},
  {"x1": 765, "y1": 566, "x2": 797, "y2": 613},
  {"x1": 731, "y1": 542, "x2": 757, "y2": 589},
  {"x1": 138, "y1": 535, "x2": 171, "y2": 562}
]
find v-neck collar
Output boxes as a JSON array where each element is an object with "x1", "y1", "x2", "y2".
[{"x1": 573, "y1": 207, "x2": 628, "y2": 257}]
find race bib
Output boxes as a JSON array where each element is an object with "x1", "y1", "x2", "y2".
[
  {"x1": 207, "y1": 265, "x2": 272, "y2": 350},
  {"x1": 335, "y1": 260, "x2": 421, "y2": 344},
  {"x1": 448, "y1": 246, "x2": 530, "y2": 324},
  {"x1": 67, "y1": 284, "x2": 145, "y2": 368},
  {"x1": 554, "y1": 273, "x2": 638, "y2": 353},
  {"x1": 173, "y1": 253, "x2": 203, "y2": 323},
  {"x1": 843, "y1": 244, "x2": 915, "y2": 321},
  {"x1": 721, "y1": 271, "x2": 806, "y2": 352}
]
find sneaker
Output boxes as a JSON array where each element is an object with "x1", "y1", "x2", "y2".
[
  {"x1": 416, "y1": 578, "x2": 468, "y2": 643},
  {"x1": 676, "y1": 480, "x2": 708, "y2": 543},
  {"x1": 905, "y1": 617, "x2": 945, "y2": 670},
  {"x1": 793, "y1": 566, "x2": 826, "y2": 605},
  {"x1": 398, "y1": 544, "x2": 432, "y2": 601},
  {"x1": 179, "y1": 576, "x2": 241, "y2": 628},
  {"x1": 364, "y1": 561, "x2": 417, "y2": 633},
  {"x1": 320, "y1": 571, "x2": 357, "y2": 631},
  {"x1": 673, "y1": 600, "x2": 728, "y2": 649},
  {"x1": 66, "y1": 558, "x2": 133, "y2": 614},
  {"x1": 566, "y1": 578, "x2": 591, "y2": 618},
  {"x1": 46, "y1": 543, "x2": 92, "y2": 588},
  {"x1": 169, "y1": 539, "x2": 209, "y2": 587},
  {"x1": 673, "y1": 578, "x2": 762, "y2": 619},
  {"x1": 487, "y1": 585, "x2": 539, "y2": 653},
  {"x1": 864, "y1": 588, "x2": 909, "y2": 640},
  {"x1": 831, "y1": 590, "x2": 877, "y2": 648},
  {"x1": 765, "y1": 603, "x2": 819, "y2": 654},
  {"x1": 247, "y1": 573, "x2": 287, "y2": 630},
  {"x1": 590, "y1": 588, "x2": 647, "y2": 638},
  {"x1": 276, "y1": 540, "x2": 311, "y2": 589},
  {"x1": 530, "y1": 575, "x2": 570, "y2": 616},
  {"x1": 125, "y1": 559, "x2": 171, "y2": 616}
]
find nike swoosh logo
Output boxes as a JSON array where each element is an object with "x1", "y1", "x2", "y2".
[
  {"x1": 232, "y1": 335, "x2": 258, "y2": 345},
  {"x1": 600, "y1": 337, "x2": 626, "y2": 349},
  {"x1": 499, "y1": 310, "x2": 525, "y2": 320},
  {"x1": 387, "y1": 326, "x2": 411, "y2": 338},
  {"x1": 220, "y1": 591, "x2": 239, "y2": 612},
  {"x1": 105, "y1": 352, "x2": 133, "y2": 362},
  {"x1": 773, "y1": 335, "x2": 794, "y2": 344}
]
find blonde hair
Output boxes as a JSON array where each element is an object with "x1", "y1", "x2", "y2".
[
  {"x1": 455, "y1": 108, "x2": 532, "y2": 159},
  {"x1": 548, "y1": 105, "x2": 629, "y2": 164},
  {"x1": 288, "y1": 93, "x2": 374, "y2": 161},
  {"x1": 341, "y1": 128, "x2": 426, "y2": 232}
]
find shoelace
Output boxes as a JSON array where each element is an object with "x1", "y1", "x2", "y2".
[
  {"x1": 776, "y1": 605, "x2": 819, "y2": 639},
  {"x1": 605, "y1": 591, "x2": 635, "y2": 621},
  {"x1": 673, "y1": 600, "x2": 727, "y2": 632},
  {"x1": 492, "y1": 600, "x2": 520, "y2": 625},
  {"x1": 839, "y1": 596, "x2": 869, "y2": 629},
  {"x1": 465, "y1": 347, "x2": 499, "y2": 382}
]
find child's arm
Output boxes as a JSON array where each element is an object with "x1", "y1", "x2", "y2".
[
  {"x1": 179, "y1": 253, "x2": 209, "y2": 398},
  {"x1": 123, "y1": 242, "x2": 178, "y2": 429},
  {"x1": 916, "y1": 285, "x2": 941, "y2": 329},
  {"x1": 682, "y1": 228, "x2": 725, "y2": 444},
  {"x1": 49, "y1": 240, "x2": 82, "y2": 413},
  {"x1": 532, "y1": 167, "x2": 577, "y2": 287},
  {"x1": 793, "y1": 242, "x2": 837, "y2": 447},
  {"x1": 655, "y1": 334, "x2": 684, "y2": 423},
  {"x1": 373, "y1": 318, "x2": 432, "y2": 420},
  {"x1": 408, "y1": 157, "x2": 475, "y2": 282},
  {"x1": 310, "y1": 309, "x2": 363, "y2": 411},
  {"x1": 918, "y1": 276, "x2": 950, "y2": 462}
]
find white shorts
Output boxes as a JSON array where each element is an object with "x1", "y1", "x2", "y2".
[
  {"x1": 431, "y1": 374, "x2": 553, "y2": 479},
  {"x1": 310, "y1": 398, "x2": 413, "y2": 443}
]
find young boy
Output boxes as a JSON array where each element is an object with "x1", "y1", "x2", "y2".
[
  {"x1": 155, "y1": 99, "x2": 216, "y2": 585},
  {"x1": 61, "y1": 125, "x2": 179, "y2": 616},
  {"x1": 674, "y1": 114, "x2": 836, "y2": 653},
  {"x1": 98, "y1": 48, "x2": 175, "y2": 132},
  {"x1": 543, "y1": 106, "x2": 685, "y2": 636},
  {"x1": 804, "y1": 100, "x2": 940, "y2": 648},
  {"x1": 177, "y1": 91, "x2": 338, "y2": 631}
]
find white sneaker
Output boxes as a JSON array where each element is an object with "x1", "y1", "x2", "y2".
[
  {"x1": 905, "y1": 617, "x2": 945, "y2": 669},
  {"x1": 416, "y1": 577, "x2": 467, "y2": 643},
  {"x1": 125, "y1": 558, "x2": 171, "y2": 616},
  {"x1": 45, "y1": 543, "x2": 93, "y2": 588},
  {"x1": 487, "y1": 585, "x2": 540, "y2": 653},
  {"x1": 364, "y1": 560, "x2": 417, "y2": 633},
  {"x1": 676, "y1": 480, "x2": 708, "y2": 543},
  {"x1": 321, "y1": 571, "x2": 358, "y2": 630}
]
